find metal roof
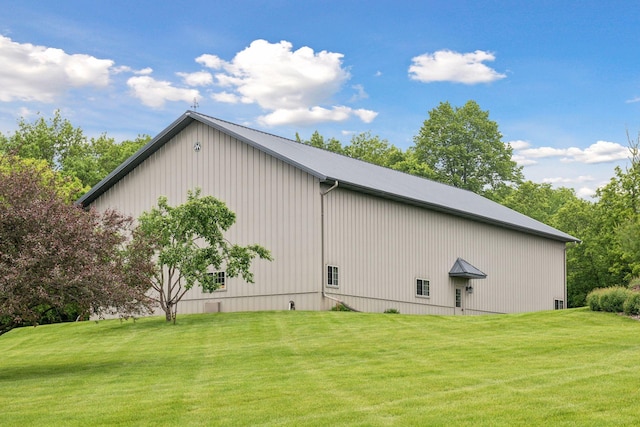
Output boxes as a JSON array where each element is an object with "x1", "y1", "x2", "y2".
[
  {"x1": 449, "y1": 258, "x2": 488, "y2": 279},
  {"x1": 78, "y1": 110, "x2": 579, "y2": 243}
]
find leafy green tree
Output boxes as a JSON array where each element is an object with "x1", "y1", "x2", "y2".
[
  {"x1": 0, "y1": 111, "x2": 149, "y2": 189},
  {"x1": 0, "y1": 155, "x2": 86, "y2": 203},
  {"x1": 413, "y1": 100, "x2": 523, "y2": 194},
  {"x1": 0, "y1": 157, "x2": 154, "y2": 335},
  {"x1": 498, "y1": 181, "x2": 578, "y2": 225},
  {"x1": 64, "y1": 133, "x2": 151, "y2": 188},
  {"x1": 343, "y1": 132, "x2": 404, "y2": 168},
  {"x1": 91, "y1": 134, "x2": 150, "y2": 184},
  {"x1": 553, "y1": 131, "x2": 639, "y2": 306},
  {"x1": 0, "y1": 110, "x2": 84, "y2": 169},
  {"x1": 389, "y1": 147, "x2": 435, "y2": 179},
  {"x1": 296, "y1": 131, "x2": 344, "y2": 154},
  {"x1": 614, "y1": 217, "x2": 640, "y2": 276},
  {"x1": 297, "y1": 130, "x2": 417, "y2": 174},
  {"x1": 594, "y1": 163, "x2": 640, "y2": 283},
  {"x1": 551, "y1": 197, "x2": 602, "y2": 307},
  {"x1": 135, "y1": 189, "x2": 273, "y2": 322}
]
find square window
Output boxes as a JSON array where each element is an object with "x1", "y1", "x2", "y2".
[
  {"x1": 327, "y1": 265, "x2": 339, "y2": 287},
  {"x1": 416, "y1": 278, "x2": 430, "y2": 297},
  {"x1": 206, "y1": 271, "x2": 225, "y2": 292},
  {"x1": 554, "y1": 299, "x2": 564, "y2": 310}
]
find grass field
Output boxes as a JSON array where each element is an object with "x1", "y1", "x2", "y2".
[{"x1": 1, "y1": 309, "x2": 639, "y2": 426}]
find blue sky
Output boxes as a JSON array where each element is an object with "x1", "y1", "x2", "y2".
[{"x1": 1, "y1": 1, "x2": 639, "y2": 198}]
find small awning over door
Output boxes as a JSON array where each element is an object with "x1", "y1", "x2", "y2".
[{"x1": 449, "y1": 258, "x2": 487, "y2": 279}]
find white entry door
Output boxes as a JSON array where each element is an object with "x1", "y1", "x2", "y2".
[{"x1": 454, "y1": 287, "x2": 464, "y2": 315}]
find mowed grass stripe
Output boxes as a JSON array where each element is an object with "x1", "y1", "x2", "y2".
[{"x1": 1, "y1": 309, "x2": 639, "y2": 426}]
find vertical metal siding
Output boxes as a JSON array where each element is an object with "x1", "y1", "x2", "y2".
[
  {"x1": 324, "y1": 188, "x2": 566, "y2": 314},
  {"x1": 90, "y1": 122, "x2": 567, "y2": 316},
  {"x1": 91, "y1": 122, "x2": 322, "y2": 314}
]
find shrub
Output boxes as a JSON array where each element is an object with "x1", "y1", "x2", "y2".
[
  {"x1": 384, "y1": 308, "x2": 400, "y2": 314},
  {"x1": 331, "y1": 303, "x2": 352, "y2": 312},
  {"x1": 599, "y1": 287, "x2": 631, "y2": 313},
  {"x1": 586, "y1": 288, "x2": 605, "y2": 311},
  {"x1": 589, "y1": 287, "x2": 640, "y2": 315},
  {"x1": 629, "y1": 276, "x2": 640, "y2": 291},
  {"x1": 623, "y1": 292, "x2": 640, "y2": 316}
]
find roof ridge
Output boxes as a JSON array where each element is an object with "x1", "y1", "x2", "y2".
[
  {"x1": 189, "y1": 110, "x2": 297, "y2": 144},
  {"x1": 188, "y1": 111, "x2": 477, "y2": 195}
]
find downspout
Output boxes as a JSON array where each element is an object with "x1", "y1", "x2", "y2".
[
  {"x1": 319, "y1": 180, "x2": 361, "y2": 312},
  {"x1": 564, "y1": 243, "x2": 571, "y2": 309},
  {"x1": 320, "y1": 181, "x2": 339, "y2": 304},
  {"x1": 563, "y1": 241, "x2": 579, "y2": 308}
]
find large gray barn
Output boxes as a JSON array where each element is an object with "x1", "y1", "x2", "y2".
[{"x1": 79, "y1": 111, "x2": 578, "y2": 316}]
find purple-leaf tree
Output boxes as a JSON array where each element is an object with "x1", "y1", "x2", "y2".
[{"x1": 0, "y1": 155, "x2": 155, "y2": 335}]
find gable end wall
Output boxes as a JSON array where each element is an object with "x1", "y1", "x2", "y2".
[{"x1": 90, "y1": 122, "x2": 323, "y2": 313}]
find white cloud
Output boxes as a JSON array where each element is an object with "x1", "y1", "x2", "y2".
[
  {"x1": 211, "y1": 91, "x2": 240, "y2": 103},
  {"x1": 349, "y1": 84, "x2": 368, "y2": 102},
  {"x1": 353, "y1": 108, "x2": 378, "y2": 123},
  {"x1": 17, "y1": 106, "x2": 35, "y2": 118},
  {"x1": 196, "y1": 54, "x2": 223, "y2": 69},
  {"x1": 508, "y1": 141, "x2": 535, "y2": 165},
  {"x1": 511, "y1": 154, "x2": 538, "y2": 166},
  {"x1": 112, "y1": 66, "x2": 153, "y2": 75},
  {"x1": 177, "y1": 71, "x2": 213, "y2": 86},
  {"x1": 209, "y1": 40, "x2": 349, "y2": 110},
  {"x1": 0, "y1": 35, "x2": 113, "y2": 102},
  {"x1": 626, "y1": 96, "x2": 640, "y2": 104},
  {"x1": 577, "y1": 187, "x2": 597, "y2": 199},
  {"x1": 127, "y1": 75, "x2": 199, "y2": 108},
  {"x1": 408, "y1": 49, "x2": 506, "y2": 84},
  {"x1": 258, "y1": 106, "x2": 377, "y2": 126},
  {"x1": 136, "y1": 67, "x2": 153, "y2": 75},
  {"x1": 564, "y1": 141, "x2": 629, "y2": 163},
  {"x1": 542, "y1": 175, "x2": 594, "y2": 184},
  {"x1": 519, "y1": 146, "x2": 567, "y2": 159},
  {"x1": 515, "y1": 140, "x2": 629, "y2": 164},
  {"x1": 112, "y1": 65, "x2": 131, "y2": 74},
  {"x1": 507, "y1": 140, "x2": 531, "y2": 150},
  {"x1": 211, "y1": 91, "x2": 252, "y2": 104},
  {"x1": 198, "y1": 39, "x2": 376, "y2": 125}
]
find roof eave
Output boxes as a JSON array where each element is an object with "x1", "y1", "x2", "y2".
[
  {"x1": 77, "y1": 111, "x2": 197, "y2": 207},
  {"x1": 449, "y1": 273, "x2": 487, "y2": 279}
]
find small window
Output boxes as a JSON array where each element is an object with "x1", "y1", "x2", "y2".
[
  {"x1": 554, "y1": 299, "x2": 564, "y2": 310},
  {"x1": 206, "y1": 271, "x2": 226, "y2": 291},
  {"x1": 455, "y1": 288, "x2": 462, "y2": 308},
  {"x1": 416, "y1": 278, "x2": 430, "y2": 297},
  {"x1": 327, "y1": 265, "x2": 339, "y2": 288}
]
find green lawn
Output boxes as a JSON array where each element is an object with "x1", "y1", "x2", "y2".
[{"x1": 1, "y1": 309, "x2": 639, "y2": 426}]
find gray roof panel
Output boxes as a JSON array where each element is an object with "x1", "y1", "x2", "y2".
[
  {"x1": 449, "y1": 258, "x2": 488, "y2": 279},
  {"x1": 192, "y1": 112, "x2": 578, "y2": 243},
  {"x1": 78, "y1": 111, "x2": 579, "y2": 243}
]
